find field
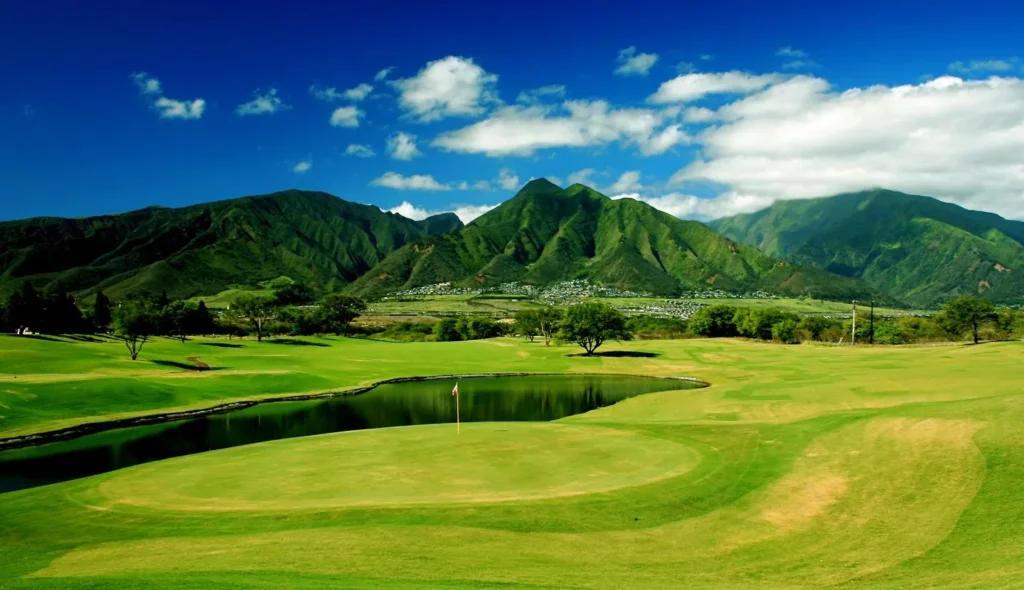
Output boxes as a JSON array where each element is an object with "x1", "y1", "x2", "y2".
[{"x1": 1, "y1": 334, "x2": 1022, "y2": 588}]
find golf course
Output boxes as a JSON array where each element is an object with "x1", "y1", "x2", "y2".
[{"x1": 1, "y1": 333, "x2": 1022, "y2": 588}]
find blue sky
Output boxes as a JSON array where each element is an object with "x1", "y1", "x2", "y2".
[{"x1": 3, "y1": 0, "x2": 1024, "y2": 222}]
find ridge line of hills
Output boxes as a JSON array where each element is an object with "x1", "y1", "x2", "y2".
[{"x1": 3, "y1": 182, "x2": 1021, "y2": 307}]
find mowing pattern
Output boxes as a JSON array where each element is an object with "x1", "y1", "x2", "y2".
[{"x1": 1, "y1": 336, "x2": 1023, "y2": 588}]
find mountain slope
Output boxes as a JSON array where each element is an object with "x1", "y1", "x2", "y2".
[
  {"x1": 348, "y1": 180, "x2": 884, "y2": 302},
  {"x1": 711, "y1": 189, "x2": 1024, "y2": 306},
  {"x1": 0, "y1": 190, "x2": 463, "y2": 300}
]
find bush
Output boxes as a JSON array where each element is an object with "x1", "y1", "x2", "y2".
[
  {"x1": 689, "y1": 305, "x2": 738, "y2": 337},
  {"x1": 771, "y1": 318, "x2": 800, "y2": 344},
  {"x1": 434, "y1": 318, "x2": 462, "y2": 342},
  {"x1": 799, "y1": 316, "x2": 838, "y2": 341},
  {"x1": 873, "y1": 321, "x2": 904, "y2": 345}
]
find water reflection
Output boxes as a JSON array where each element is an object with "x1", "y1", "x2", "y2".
[{"x1": 0, "y1": 374, "x2": 702, "y2": 493}]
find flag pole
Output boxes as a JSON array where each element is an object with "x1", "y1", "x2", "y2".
[{"x1": 456, "y1": 384, "x2": 460, "y2": 435}]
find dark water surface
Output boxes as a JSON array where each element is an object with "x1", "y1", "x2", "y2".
[{"x1": 0, "y1": 374, "x2": 703, "y2": 493}]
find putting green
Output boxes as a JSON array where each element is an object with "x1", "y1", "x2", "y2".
[{"x1": 97, "y1": 422, "x2": 701, "y2": 511}]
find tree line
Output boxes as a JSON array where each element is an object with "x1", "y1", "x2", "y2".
[
  {"x1": 626, "y1": 295, "x2": 1019, "y2": 345},
  {"x1": 0, "y1": 280, "x2": 368, "y2": 360}
]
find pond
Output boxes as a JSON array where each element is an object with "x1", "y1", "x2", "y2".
[{"x1": 0, "y1": 374, "x2": 704, "y2": 494}]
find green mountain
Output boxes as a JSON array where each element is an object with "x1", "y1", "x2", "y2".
[
  {"x1": 0, "y1": 190, "x2": 463, "y2": 300},
  {"x1": 710, "y1": 189, "x2": 1024, "y2": 307},
  {"x1": 347, "y1": 180, "x2": 883, "y2": 301}
]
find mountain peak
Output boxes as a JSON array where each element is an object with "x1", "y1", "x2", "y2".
[{"x1": 515, "y1": 178, "x2": 563, "y2": 196}]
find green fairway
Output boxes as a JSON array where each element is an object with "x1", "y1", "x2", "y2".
[{"x1": 1, "y1": 335, "x2": 1022, "y2": 588}]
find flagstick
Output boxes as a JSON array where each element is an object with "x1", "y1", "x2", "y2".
[{"x1": 456, "y1": 389, "x2": 460, "y2": 435}]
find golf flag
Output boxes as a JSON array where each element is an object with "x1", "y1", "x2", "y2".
[{"x1": 452, "y1": 382, "x2": 460, "y2": 434}]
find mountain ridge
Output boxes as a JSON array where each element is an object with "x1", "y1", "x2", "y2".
[{"x1": 711, "y1": 189, "x2": 1024, "y2": 306}]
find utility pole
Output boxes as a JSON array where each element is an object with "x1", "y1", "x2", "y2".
[
  {"x1": 869, "y1": 299, "x2": 875, "y2": 345},
  {"x1": 852, "y1": 300, "x2": 857, "y2": 345}
]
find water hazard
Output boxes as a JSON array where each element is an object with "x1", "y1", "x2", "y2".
[{"x1": 0, "y1": 374, "x2": 704, "y2": 493}]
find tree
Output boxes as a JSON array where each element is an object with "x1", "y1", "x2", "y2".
[
  {"x1": 319, "y1": 294, "x2": 367, "y2": 336},
  {"x1": 514, "y1": 309, "x2": 540, "y2": 342},
  {"x1": 162, "y1": 301, "x2": 199, "y2": 342},
  {"x1": 93, "y1": 291, "x2": 112, "y2": 332},
  {"x1": 994, "y1": 309, "x2": 1018, "y2": 341},
  {"x1": 112, "y1": 299, "x2": 157, "y2": 360},
  {"x1": 940, "y1": 296, "x2": 997, "y2": 344},
  {"x1": 799, "y1": 316, "x2": 837, "y2": 341},
  {"x1": 7, "y1": 281, "x2": 43, "y2": 335},
  {"x1": 233, "y1": 294, "x2": 276, "y2": 341},
  {"x1": 873, "y1": 321, "x2": 905, "y2": 345},
  {"x1": 193, "y1": 301, "x2": 215, "y2": 335},
  {"x1": 558, "y1": 302, "x2": 632, "y2": 355},
  {"x1": 433, "y1": 318, "x2": 462, "y2": 341},
  {"x1": 689, "y1": 305, "x2": 738, "y2": 338},
  {"x1": 771, "y1": 318, "x2": 800, "y2": 344},
  {"x1": 42, "y1": 291, "x2": 85, "y2": 334},
  {"x1": 735, "y1": 308, "x2": 787, "y2": 340},
  {"x1": 154, "y1": 290, "x2": 171, "y2": 310},
  {"x1": 273, "y1": 282, "x2": 315, "y2": 306},
  {"x1": 536, "y1": 307, "x2": 564, "y2": 346}
]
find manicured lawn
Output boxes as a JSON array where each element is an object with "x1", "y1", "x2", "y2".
[{"x1": 1, "y1": 334, "x2": 1022, "y2": 587}]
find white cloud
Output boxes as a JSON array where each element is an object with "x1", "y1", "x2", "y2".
[
  {"x1": 329, "y1": 105, "x2": 363, "y2": 127},
  {"x1": 293, "y1": 160, "x2": 312, "y2": 174},
  {"x1": 453, "y1": 204, "x2": 497, "y2": 222},
  {"x1": 516, "y1": 84, "x2": 567, "y2": 104},
  {"x1": 641, "y1": 124, "x2": 689, "y2": 155},
  {"x1": 236, "y1": 88, "x2": 289, "y2": 116},
  {"x1": 374, "y1": 67, "x2": 395, "y2": 82},
  {"x1": 387, "y1": 131, "x2": 422, "y2": 160},
  {"x1": 130, "y1": 72, "x2": 204, "y2": 120},
  {"x1": 309, "y1": 84, "x2": 345, "y2": 102},
  {"x1": 615, "y1": 46, "x2": 659, "y2": 77},
  {"x1": 676, "y1": 61, "x2": 697, "y2": 75},
  {"x1": 344, "y1": 83, "x2": 373, "y2": 101},
  {"x1": 568, "y1": 168, "x2": 596, "y2": 186},
  {"x1": 948, "y1": 59, "x2": 1017, "y2": 75},
  {"x1": 154, "y1": 97, "x2": 205, "y2": 120},
  {"x1": 496, "y1": 168, "x2": 519, "y2": 190},
  {"x1": 547, "y1": 176, "x2": 563, "y2": 186},
  {"x1": 433, "y1": 100, "x2": 679, "y2": 157},
  {"x1": 684, "y1": 106, "x2": 717, "y2": 122},
  {"x1": 776, "y1": 47, "x2": 807, "y2": 58},
  {"x1": 457, "y1": 180, "x2": 493, "y2": 191},
  {"x1": 606, "y1": 171, "x2": 643, "y2": 194},
  {"x1": 372, "y1": 172, "x2": 451, "y2": 191},
  {"x1": 649, "y1": 71, "x2": 782, "y2": 103},
  {"x1": 392, "y1": 56, "x2": 499, "y2": 122},
  {"x1": 344, "y1": 144, "x2": 375, "y2": 158},
  {"x1": 670, "y1": 74, "x2": 1024, "y2": 219},
  {"x1": 700, "y1": 54, "x2": 714, "y2": 61},
  {"x1": 611, "y1": 192, "x2": 775, "y2": 220},
  {"x1": 388, "y1": 201, "x2": 431, "y2": 220},
  {"x1": 130, "y1": 72, "x2": 162, "y2": 95},
  {"x1": 388, "y1": 201, "x2": 496, "y2": 223}
]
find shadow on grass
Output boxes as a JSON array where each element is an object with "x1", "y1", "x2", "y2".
[
  {"x1": 268, "y1": 338, "x2": 330, "y2": 347},
  {"x1": 150, "y1": 359, "x2": 222, "y2": 372},
  {"x1": 64, "y1": 335, "x2": 105, "y2": 343},
  {"x1": 567, "y1": 350, "x2": 661, "y2": 358},
  {"x1": 199, "y1": 342, "x2": 245, "y2": 348},
  {"x1": 20, "y1": 334, "x2": 66, "y2": 343}
]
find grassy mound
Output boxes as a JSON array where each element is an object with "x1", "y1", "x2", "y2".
[{"x1": 96, "y1": 423, "x2": 699, "y2": 510}]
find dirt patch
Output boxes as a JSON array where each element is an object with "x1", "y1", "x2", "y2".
[
  {"x1": 705, "y1": 274, "x2": 719, "y2": 285},
  {"x1": 761, "y1": 475, "x2": 848, "y2": 528},
  {"x1": 995, "y1": 263, "x2": 1012, "y2": 273},
  {"x1": 186, "y1": 357, "x2": 212, "y2": 371},
  {"x1": 978, "y1": 279, "x2": 991, "y2": 293}
]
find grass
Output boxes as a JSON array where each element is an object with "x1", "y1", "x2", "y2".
[{"x1": 1, "y1": 334, "x2": 1023, "y2": 587}]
